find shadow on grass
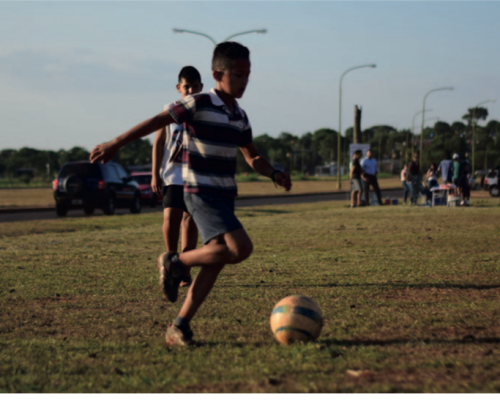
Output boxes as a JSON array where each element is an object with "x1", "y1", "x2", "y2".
[
  {"x1": 219, "y1": 283, "x2": 500, "y2": 290},
  {"x1": 321, "y1": 336, "x2": 500, "y2": 347},
  {"x1": 190, "y1": 341, "x2": 269, "y2": 348},
  {"x1": 235, "y1": 208, "x2": 292, "y2": 214},
  {"x1": 175, "y1": 337, "x2": 500, "y2": 349}
]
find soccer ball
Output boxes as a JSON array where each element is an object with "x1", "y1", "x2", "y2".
[{"x1": 270, "y1": 295, "x2": 323, "y2": 345}]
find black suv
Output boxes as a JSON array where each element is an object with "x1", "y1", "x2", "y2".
[{"x1": 53, "y1": 161, "x2": 141, "y2": 216}]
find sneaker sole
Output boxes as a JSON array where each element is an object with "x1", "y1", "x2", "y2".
[{"x1": 157, "y1": 252, "x2": 180, "y2": 303}]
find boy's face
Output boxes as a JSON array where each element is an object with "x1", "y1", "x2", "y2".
[
  {"x1": 213, "y1": 58, "x2": 251, "y2": 99},
  {"x1": 176, "y1": 79, "x2": 203, "y2": 98}
]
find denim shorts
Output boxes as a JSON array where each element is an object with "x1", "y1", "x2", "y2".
[{"x1": 184, "y1": 192, "x2": 243, "y2": 244}]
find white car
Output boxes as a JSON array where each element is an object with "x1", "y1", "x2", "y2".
[{"x1": 484, "y1": 169, "x2": 499, "y2": 197}]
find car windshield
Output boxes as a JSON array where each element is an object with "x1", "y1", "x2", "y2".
[
  {"x1": 59, "y1": 163, "x2": 101, "y2": 179},
  {"x1": 131, "y1": 175, "x2": 151, "y2": 185}
]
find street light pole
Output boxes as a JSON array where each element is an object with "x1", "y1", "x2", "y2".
[
  {"x1": 337, "y1": 64, "x2": 376, "y2": 189},
  {"x1": 472, "y1": 99, "x2": 496, "y2": 176},
  {"x1": 420, "y1": 87, "x2": 454, "y2": 167},
  {"x1": 172, "y1": 28, "x2": 267, "y2": 46},
  {"x1": 172, "y1": 28, "x2": 217, "y2": 46},
  {"x1": 409, "y1": 108, "x2": 432, "y2": 163},
  {"x1": 224, "y1": 29, "x2": 267, "y2": 42}
]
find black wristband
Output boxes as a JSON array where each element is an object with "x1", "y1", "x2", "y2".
[{"x1": 270, "y1": 170, "x2": 280, "y2": 182}]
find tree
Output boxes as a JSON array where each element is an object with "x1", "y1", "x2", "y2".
[
  {"x1": 451, "y1": 121, "x2": 466, "y2": 135},
  {"x1": 311, "y1": 128, "x2": 339, "y2": 165},
  {"x1": 114, "y1": 138, "x2": 152, "y2": 167},
  {"x1": 462, "y1": 107, "x2": 488, "y2": 126}
]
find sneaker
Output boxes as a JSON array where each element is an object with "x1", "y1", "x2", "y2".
[
  {"x1": 165, "y1": 323, "x2": 194, "y2": 346},
  {"x1": 157, "y1": 251, "x2": 186, "y2": 303}
]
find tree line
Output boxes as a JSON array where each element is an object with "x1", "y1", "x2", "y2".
[{"x1": 1, "y1": 107, "x2": 499, "y2": 182}]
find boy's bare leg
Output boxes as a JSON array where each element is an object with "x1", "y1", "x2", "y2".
[
  {"x1": 178, "y1": 212, "x2": 197, "y2": 287},
  {"x1": 162, "y1": 208, "x2": 183, "y2": 251},
  {"x1": 351, "y1": 191, "x2": 359, "y2": 207},
  {"x1": 164, "y1": 229, "x2": 253, "y2": 344},
  {"x1": 181, "y1": 212, "x2": 198, "y2": 252},
  {"x1": 354, "y1": 191, "x2": 360, "y2": 206},
  {"x1": 178, "y1": 228, "x2": 253, "y2": 268},
  {"x1": 177, "y1": 263, "x2": 225, "y2": 321},
  {"x1": 176, "y1": 229, "x2": 252, "y2": 321}
]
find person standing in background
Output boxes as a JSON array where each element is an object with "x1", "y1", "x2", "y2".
[
  {"x1": 361, "y1": 150, "x2": 383, "y2": 206},
  {"x1": 350, "y1": 150, "x2": 364, "y2": 208},
  {"x1": 400, "y1": 163, "x2": 411, "y2": 205},
  {"x1": 408, "y1": 152, "x2": 422, "y2": 206}
]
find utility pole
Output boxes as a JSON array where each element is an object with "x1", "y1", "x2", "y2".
[{"x1": 353, "y1": 105, "x2": 362, "y2": 144}]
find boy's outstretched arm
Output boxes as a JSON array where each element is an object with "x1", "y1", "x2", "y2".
[
  {"x1": 90, "y1": 110, "x2": 175, "y2": 164},
  {"x1": 240, "y1": 143, "x2": 292, "y2": 191},
  {"x1": 151, "y1": 126, "x2": 167, "y2": 196}
]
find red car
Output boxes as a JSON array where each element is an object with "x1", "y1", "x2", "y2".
[{"x1": 130, "y1": 172, "x2": 162, "y2": 207}]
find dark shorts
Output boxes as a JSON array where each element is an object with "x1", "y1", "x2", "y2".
[
  {"x1": 184, "y1": 192, "x2": 243, "y2": 245},
  {"x1": 163, "y1": 185, "x2": 188, "y2": 213}
]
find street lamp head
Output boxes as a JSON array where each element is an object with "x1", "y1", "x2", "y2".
[
  {"x1": 256, "y1": 29, "x2": 267, "y2": 34},
  {"x1": 369, "y1": 64, "x2": 377, "y2": 68},
  {"x1": 172, "y1": 28, "x2": 185, "y2": 33}
]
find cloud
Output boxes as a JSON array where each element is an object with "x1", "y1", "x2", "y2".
[{"x1": 0, "y1": 47, "x2": 180, "y2": 94}]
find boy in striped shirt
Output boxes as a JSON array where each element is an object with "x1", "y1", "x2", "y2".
[{"x1": 90, "y1": 42, "x2": 291, "y2": 346}]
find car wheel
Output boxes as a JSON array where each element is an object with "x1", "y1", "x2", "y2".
[
  {"x1": 56, "y1": 201, "x2": 68, "y2": 217},
  {"x1": 130, "y1": 193, "x2": 142, "y2": 214},
  {"x1": 489, "y1": 185, "x2": 499, "y2": 197},
  {"x1": 103, "y1": 196, "x2": 115, "y2": 215},
  {"x1": 84, "y1": 206, "x2": 95, "y2": 215}
]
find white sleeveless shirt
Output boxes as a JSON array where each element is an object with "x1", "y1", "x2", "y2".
[{"x1": 160, "y1": 102, "x2": 184, "y2": 186}]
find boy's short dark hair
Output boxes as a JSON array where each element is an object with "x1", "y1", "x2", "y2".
[
  {"x1": 354, "y1": 150, "x2": 362, "y2": 157},
  {"x1": 178, "y1": 66, "x2": 201, "y2": 83},
  {"x1": 212, "y1": 42, "x2": 250, "y2": 71}
]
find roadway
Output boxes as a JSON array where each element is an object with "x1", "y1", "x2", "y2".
[{"x1": 0, "y1": 188, "x2": 403, "y2": 224}]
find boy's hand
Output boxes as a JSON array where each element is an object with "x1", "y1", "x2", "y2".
[
  {"x1": 274, "y1": 172, "x2": 292, "y2": 191},
  {"x1": 151, "y1": 173, "x2": 162, "y2": 196},
  {"x1": 90, "y1": 142, "x2": 118, "y2": 164}
]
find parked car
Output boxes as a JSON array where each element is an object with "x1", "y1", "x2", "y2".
[
  {"x1": 130, "y1": 171, "x2": 162, "y2": 207},
  {"x1": 483, "y1": 168, "x2": 499, "y2": 197},
  {"x1": 52, "y1": 161, "x2": 141, "y2": 216}
]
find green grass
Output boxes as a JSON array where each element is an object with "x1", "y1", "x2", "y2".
[{"x1": 1, "y1": 198, "x2": 500, "y2": 392}]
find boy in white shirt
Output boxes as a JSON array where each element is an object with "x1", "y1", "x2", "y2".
[{"x1": 151, "y1": 66, "x2": 203, "y2": 287}]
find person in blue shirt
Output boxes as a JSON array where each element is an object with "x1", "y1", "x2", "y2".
[
  {"x1": 361, "y1": 150, "x2": 383, "y2": 206},
  {"x1": 437, "y1": 152, "x2": 454, "y2": 184}
]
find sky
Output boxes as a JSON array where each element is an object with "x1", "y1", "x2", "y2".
[{"x1": 0, "y1": 1, "x2": 499, "y2": 151}]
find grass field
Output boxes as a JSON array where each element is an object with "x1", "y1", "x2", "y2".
[
  {"x1": 1, "y1": 198, "x2": 500, "y2": 393},
  {"x1": 0, "y1": 178, "x2": 402, "y2": 208}
]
